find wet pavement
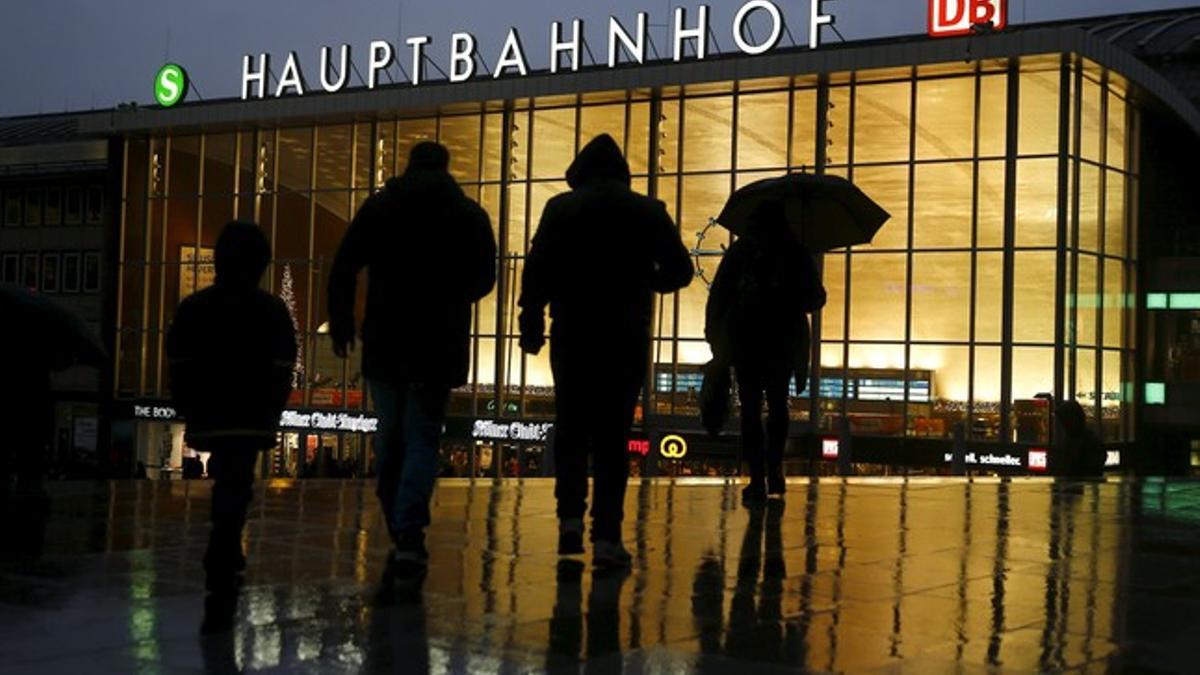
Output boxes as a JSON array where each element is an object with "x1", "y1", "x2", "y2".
[{"x1": 1, "y1": 478, "x2": 1198, "y2": 674}]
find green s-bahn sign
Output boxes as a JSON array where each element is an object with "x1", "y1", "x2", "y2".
[{"x1": 154, "y1": 63, "x2": 189, "y2": 108}]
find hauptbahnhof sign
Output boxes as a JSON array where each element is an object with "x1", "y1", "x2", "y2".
[{"x1": 239, "y1": 0, "x2": 840, "y2": 100}]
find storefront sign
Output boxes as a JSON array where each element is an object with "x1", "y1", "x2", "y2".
[
  {"x1": 154, "y1": 63, "x2": 189, "y2": 107},
  {"x1": 471, "y1": 419, "x2": 553, "y2": 442},
  {"x1": 628, "y1": 438, "x2": 651, "y2": 456},
  {"x1": 660, "y1": 434, "x2": 688, "y2": 459},
  {"x1": 1027, "y1": 448, "x2": 1049, "y2": 473},
  {"x1": 240, "y1": 0, "x2": 838, "y2": 100},
  {"x1": 821, "y1": 437, "x2": 840, "y2": 459},
  {"x1": 941, "y1": 451, "x2": 1022, "y2": 467},
  {"x1": 134, "y1": 404, "x2": 179, "y2": 420},
  {"x1": 928, "y1": 0, "x2": 1006, "y2": 38},
  {"x1": 279, "y1": 410, "x2": 379, "y2": 434}
]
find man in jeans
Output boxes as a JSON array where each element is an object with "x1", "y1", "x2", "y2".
[{"x1": 328, "y1": 142, "x2": 496, "y2": 570}]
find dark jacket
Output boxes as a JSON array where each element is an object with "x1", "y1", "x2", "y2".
[
  {"x1": 327, "y1": 170, "x2": 497, "y2": 387},
  {"x1": 166, "y1": 285, "x2": 297, "y2": 451},
  {"x1": 519, "y1": 135, "x2": 693, "y2": 378},
  {"x1": 705, "y1": 224, "x2": 826, "y2": 371}
]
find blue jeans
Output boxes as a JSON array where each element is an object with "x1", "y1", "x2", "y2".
[{"x1": 370, "y1": 379, "x2": 449, "y2": 536}]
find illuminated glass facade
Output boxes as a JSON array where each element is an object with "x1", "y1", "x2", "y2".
[{"x1": 116, "y1": 54, "x2": 1139, "y2": 472}]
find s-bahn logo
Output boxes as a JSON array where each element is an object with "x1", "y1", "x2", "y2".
[
  {"x1": 928, "y1": 0, "x2": 1007, "y2": 37},
  {"x1": 154, "y1": 63, "x2": 189, "y2": 108},
  {"x1": 659, "y1": 434, "x2": 689, "y2": 460}
]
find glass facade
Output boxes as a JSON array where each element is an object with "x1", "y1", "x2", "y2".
[{"x1": 116, "y1": 54, "x2": 1139, "y2": 472}]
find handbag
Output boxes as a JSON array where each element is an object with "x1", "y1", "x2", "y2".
[{"x1": 700, "y1": 358, "x2": 733, "y2": 438}]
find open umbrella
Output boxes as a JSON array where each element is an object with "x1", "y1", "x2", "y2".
[
  {"x1": 716, "y1": 173, "x2": 891, "y2": 251},
  {"x1": 0, "y1": 283, "x2": 108, "y2": 371}
]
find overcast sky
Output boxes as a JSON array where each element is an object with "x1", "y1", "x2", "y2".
[{"x1": 1, "y1": 0, "x2": 1198, "y2": 117}]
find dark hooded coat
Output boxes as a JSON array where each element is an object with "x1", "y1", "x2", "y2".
[
  {"x1": 327, "y1": 155, "x2": 496, "y2": 387},
  {"x1": 166, "y1": 223, "x2": 297, "y2": 451},
  {"x1": 519, "y1": 135, "x2": 694, "y2": 383}
]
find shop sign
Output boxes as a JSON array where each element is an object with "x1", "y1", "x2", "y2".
[
  {"x1": 1105, "y1": 451, "x2": 1121, "y2": 468},
  {"x1": 941, "y1": 451, "x2": 1022, "y2": 467},
  {"x1": 471, "y1": 419, "x2": 553, "y2": 442},
  {"x1": 1027, "y1": 448, "x2": 1049, "y2": 473},
  {"x1": 660, "y1": 434, "x2": 688, "y2": 459},
  {"x1": 628, "y1": 438, "x2": 651, "y2": 456},
  {"x1": 821, "y1": 437, "x2": 839, "y2": 459},
  {"x1": 154, "y1": 63, "x2": 189, "y2": 107},
  {"x1": 134, "y1": 404, "x2": 179, "y2": 420},
  {"x1": 928, "y1": 0, "x2": 1006, "y2": 37},
  {"x1": 240, "y1": 0, "x2": 838, "y2": 100},
  {"x1": 279, "y1": 410, "x2": 379, "y2": 434}
]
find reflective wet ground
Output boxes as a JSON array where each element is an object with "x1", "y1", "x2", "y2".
[{"x1": 1, "y1": 478, "x2": 1198, "y2": 673}]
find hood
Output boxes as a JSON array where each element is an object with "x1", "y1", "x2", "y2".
[{"x1": 566, "y1": 134, "x2": 631, "y2": 189}]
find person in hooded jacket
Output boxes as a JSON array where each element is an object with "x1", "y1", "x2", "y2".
[
  {"x1": 519, "y1": 134, "x2": 693, "y2": 568},
  {"x1": 328, "y1": 141, "x2": 497, "y2": 570},
  {"x1": 705, "y1": 203, "x2": 825, "y2": 503},
  {"x1": 166, "y1": 221, "x2": 297, "y2": 599}
]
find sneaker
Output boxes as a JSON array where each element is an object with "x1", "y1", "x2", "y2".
[
  {"x1": 558, "y1": 518, "x2": 585, "y2": 555},
  {"x1": 393, "y1": 530, "x2": 429, "y2": 565},
  {"x1": 592, "y1": 539, "x2": 633, "y2": 570},
  {"x1": 742, "y1": 481, "x2": 767, "y2": 504}
]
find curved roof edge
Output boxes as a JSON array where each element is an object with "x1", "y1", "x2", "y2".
[{"x1": 75, "y1": 24, "x2": 1200, "y2": 139}]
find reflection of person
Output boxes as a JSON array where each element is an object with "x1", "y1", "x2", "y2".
[
  {"x1": 166, "y1": 222, "x2": 297, "y2": 606},
  {"x1": 328, "y1": 142, "x2": 497, "y2": 572},
  {"x1": 1053, "y1": 400, "x2": 1105, "y2": 477},
  {"x1": 519, "y1": 134, "x2": 693, "y2": 568},
  {"x1": 706, "y1": 204, "x2": 825, "y2": 502}
]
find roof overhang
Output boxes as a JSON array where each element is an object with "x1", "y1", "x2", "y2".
[{"x1": 76, "y1": 24, "x2": 1200, "y2": 139}]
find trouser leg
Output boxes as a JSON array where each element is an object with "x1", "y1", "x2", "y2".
[
  {"x1": 764, "y1": 371, "x2": 791, "y2": 474},
  {"x1": 589, "y1": 384, "x2": 638, "y2": 543},
  {"x1": 736, "y1": 367, "x2": 766, "y2": 482},
  {"x1": 391, "y1": 383, "x2": 449, "y2": 535},
  {"x1": 205, "y1": 450, "x2": 257, "y2": 581},
  {"x1": 370, "y1": 380, "x2": 407, "y2": 537},
  {"x1": 553, "y1": 415, "x2": 589, "y2": 524}
]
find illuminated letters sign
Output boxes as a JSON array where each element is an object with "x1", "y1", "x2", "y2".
[
  {"x1": 1027, "y1": 449, "x2": 1049, "y2": 473},
  {"x1": 928, "y1": 0, "x2": 1007, "y2": 37},
  {"x1": 942, "y1": 451, "x2": 1023, "y2": 467},
  {"x1": 132, "y1": 404, "x2": 379, "y2": 433},
  {"x1": 471, "y1": 419, "x2": 554, "y2": 442},
  {"x1": 821, "y1": 437, "x2": 840, "y2": 460},
  {"x1": 154, "y1": 63, "x2": 188, "y2": 108},
  {"x1": 628, "y1": 439, "x2": 651, "y2": 456},
  {"x1": 239, "y1": 0, "x2": 839, "y2": 100},
  {"x1": 660, "y1": 434, "x2": 688, "y2": 459}
]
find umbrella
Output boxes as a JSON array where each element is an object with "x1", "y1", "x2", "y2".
[
  {"x1": 0, "y1": 283, "x2": 108, "y2": 371},
  {"x1": 716, "y1": 173, "x2": 891, "y2": 251}
]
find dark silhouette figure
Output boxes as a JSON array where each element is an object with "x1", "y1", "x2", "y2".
[
  {"x1": 519, "y1": 134, "x2": 693, "y2": 568},
  {"x1": 166, "y1": 221, "x2": 297, "y2": 611},
  {"x1": 1053, "y1": 400, "x2": 1105, "y2": 477},
  {"x1": 706, "y1": 205, "x2": 825, "y2": 502},
  {"x1": 328, "y1": 141, "x2": 497, "y2": 570}
]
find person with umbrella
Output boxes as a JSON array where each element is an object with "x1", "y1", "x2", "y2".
[
  {"x1": 0, "y1": 283, "x2": 107, "y2": 502},
  {"x1": 704, "y1": 173, "x2": 889, "y2": 502}
]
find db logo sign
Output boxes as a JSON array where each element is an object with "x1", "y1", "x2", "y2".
[
  {"x1": 928, "y1": 0, "x2": 1007, "y2": 38},
  {"x1": 659, "y1": 434, "x2": 688, "y2": 460}
]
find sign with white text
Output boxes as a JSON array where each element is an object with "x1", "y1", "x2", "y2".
[{"x1": 928, "y1": 0, "x2": 1007, "y2": 37}]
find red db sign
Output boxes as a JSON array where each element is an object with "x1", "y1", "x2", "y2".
[{"x1": 929, "y1": 0, "x2": 1007, "y2": 37}]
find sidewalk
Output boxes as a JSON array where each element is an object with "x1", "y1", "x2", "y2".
[{"x1": 1, "y1": 478, "x2": 1197, "y2": 673}]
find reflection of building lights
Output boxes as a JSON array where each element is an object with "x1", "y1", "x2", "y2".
[{"x1": 1028, "y1": 449, "x2": 1048, "y2": 472}]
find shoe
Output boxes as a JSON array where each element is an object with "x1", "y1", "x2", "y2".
[
  {"x1": 393, "y1": 529, "x2": 430, "y2": 566},
  {"x1": 767, "y1": 471, "x2": 786, "y2": 497},
  {"x1": 742, "y1": 481, "x2": 767, "y2": 504},
  {"x1": 592, "y1": 539, "x2": 633, "y2": 570},
  {"x1": 558, "y1": 518, "x2": 585, "y2": 555}
]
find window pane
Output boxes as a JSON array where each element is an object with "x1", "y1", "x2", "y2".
[
  {"x1": 315, "y1": 125, "x2": 352, "y2": 190},
  {"x1": 1080, "y1": 76, "x2": 1102, "y2": 163},
  {"x1": 202, "y1": 133, "x2": 237, "y2": 194},
  {"x1": 1107, "y1": 92, "x2": 1127, "y2": 170},
  {"x1": 276, "y1": 128, "x2": 312, "y2": 193},
  {"x1": 1013, "y1": 251, "x2": 1056, "y2": 343},
  {"x1": 737, "y1": 92, "x2": 789, "y2": 170},
  {"x1": 850, "y1": 253, "x2": 907, "y2": 341},
  {"x1": 1018, "y1": 70, "x2": 1060, "y2": 156},
  {"x1": 791, "y1": 88, "x2": 817, "y2": 171},
  {"x1": 658, "y1": 100, "x2": 680, "y2": 173},
  {"x1": 1078, "y1": 164, "x2": 1100, "y2": 253},
  {"x1": 353, "y1": 122, "x2": 373, "y2": 190},
  {"x1": 1013, "y1": 347, "x2": 1054, "y2": 400},
  {"x1": 395, "y1": 118, "x2": 437, "y2": 174},
  {"x1": 973, "y1": 346, "x2": 1001, "y2": 440},
  {"x1": 979, "y1": 74, "x2": 1008, "y2": 158},
  {"x1": 482, "y1": 113, "x2": 505, "y2": 182},
  {"x1": 826, "y1": 87, "x2": 851, "y2": 166},
  {"x1": 855, "y1": 165, "x2": 909, "y2": 249},
  {"x1": 1105, "y1": 171, "x2": 1126, "y2": 258},
  {"x1": 1101, "y1": 349, "x2": 1122, "y2": 441},
  {"x1": 1076, "y1": 254, "x2": 1098, "y2": 347},
  {"x1": 911, "y1": 345, "x2": 969, "y2": 437},
  {"x1": 854, "y1": 81, "x2": 912, "y2": 164},
  {"x1": 821, "y1": 253, "x2": 846, "y2": 340},
  {"x1": 579, "y1": 104, "x2": 626, "y2": 156},
  {"x1": 680, "y1": 174, "x2": 730, "y2": 259},
  {"x1": 914, "y1": 163, "x2": 972, "y2": 248},
  {"x1": 683, "y1": 96, "x2": 733, "y2": 172},
  {"x1": 976, "y1": 252, "x2": 1003, "y2": 343},
  {"x1": 912, "y1": 252, "x2": 970, "y2": 342},
  {"x1": 1103, "y1": 258, "x2": 1125, "y2": 349},
  {"x1": 916, "y1": 76, "x2": 975, "y2": 160},
  {"x1": 627, "y1": 102, "x2": 651, "y2": 175},
  {"x1": 440, "y1": 115, "x2": 483, "y2": 184},
  {"x1": 1014, "y1": 158, "x2": 1059, "y2": 247},
  {"x1": 1074, "y1": 347, "x2": 1097, "y2": 418},
  {"x1": 977, "y1": 160, "x2": 1006, "y2": 248},
  {"x1": 532, "y1": 107, "x2": 577, "y2": 180}
]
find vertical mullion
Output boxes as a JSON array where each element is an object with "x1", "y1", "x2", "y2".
[
  {"x1": 1068, "y1": 64, "x2": 1084, "y2": 401},
  {"x1": 114, "y1": 138, "x2": 131, "y2": 397},
  {"x1": 903, "y1": 69, "x2": 916, "y2": 445},
  {"x1": 999, "y1": 61, "x2": 1020, "y2": 448},
  {"x1": 968, "y1": 65, "x2": 983, "y2": 439},
  {"x1": 153, "y1": 136, "x2": 172, "y2": 396},
  {"x1": 646, "y1": 93, "x2": 664, "y2": 424},
  {"x1": 1096, "y1": 71, "x2": 1110, "y2": 433},
  {"x1": 493, "y1": 104, "x2": 514, "y2": 419},
  {"x1": 303, "y1": 126, "x2": 318, "y2": 408},
  {"x1": 1053, "y1": 55, "x2": 1072, "y2": 439},
  {"x1": 670, "y1": 96, "x2": 686, "y2": 417},
  {"x1": 841, "y1": 77, "x2": 856, "y2": 424},
  {"x1": 812, "y1": 77, "x2": 830, "y2": 431}
]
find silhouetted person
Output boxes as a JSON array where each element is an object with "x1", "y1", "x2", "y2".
[
  {"x1": 519, "y1": 134, "x2": 693, "y2": 568},
  {"x1": 166, "y1": 221, "x2": 297, "y2": 611},
  {"x1": 1054, "y1": 400, "x2": 1104, "y2": 478},
  {"x1": 328, "y1": 141, "x2": 497, "y2": 572},
  {"x1": 706, "y1": 204, "x2": 825, "y2": 502}
]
